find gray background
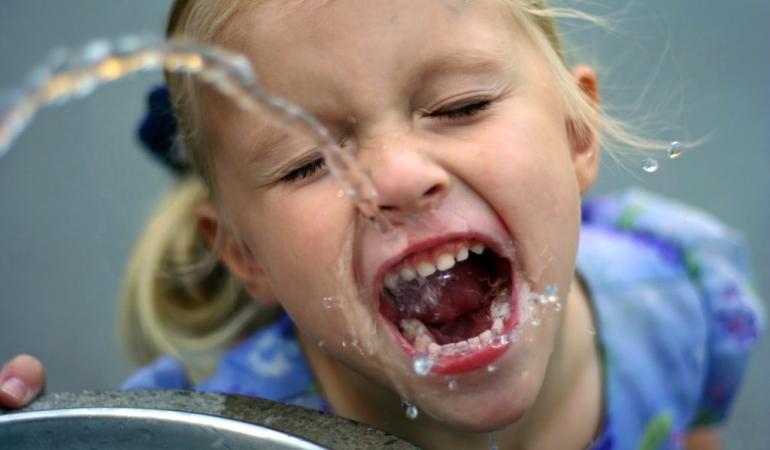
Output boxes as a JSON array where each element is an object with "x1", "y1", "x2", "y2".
[{"x1": 0, "y1": 0, "x2": 767, "y2": 447}]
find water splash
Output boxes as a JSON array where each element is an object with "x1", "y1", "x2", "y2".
[{"x1": 0, "y1": 36, "x2": 393, "y2": 233}]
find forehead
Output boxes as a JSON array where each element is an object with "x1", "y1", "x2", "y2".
[
  {"x1": 201, "y1": 0, "x2": 534, "y2": 165},
  {"x1": 216, "y1": 0, "x2": 521, "y2": 95}
]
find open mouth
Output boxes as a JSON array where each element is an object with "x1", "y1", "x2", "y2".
[{"x1": 378, "y1": 238, "x2": 516, "y2": 374}]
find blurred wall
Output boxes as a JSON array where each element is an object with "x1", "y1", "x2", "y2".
[{"x1": 0, "y1": 0, "x2": 767, "y2": 447}]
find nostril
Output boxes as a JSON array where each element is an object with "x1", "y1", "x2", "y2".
[{"x1": 423, "y1": 184, "x2": 443, "y2": 198}]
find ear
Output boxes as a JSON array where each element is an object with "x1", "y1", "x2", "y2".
[
  {"x1": 568, "y1": 65, "x2": 601, "y2": 194},
  {"x1": 196, "y1": 201, "x2": 279, "y2": 306}
]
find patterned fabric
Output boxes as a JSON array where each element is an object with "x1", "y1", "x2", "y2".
[
  {"x1": 122, "y1": 189, "x2": 764, "y2": 449},
  {"x1": 122, "y1": 314, "x2": 328, "y2": 412},
  {"x1": 579, "y1": 189, "x2": 764, "y2": 449}
]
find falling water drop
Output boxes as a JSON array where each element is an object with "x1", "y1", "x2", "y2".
[
  {"x1": 447, "y1": 380, "x2": 458, "y2": 391},
  {"x1": 486, "y1": 364, "x2": 497, "y2": 373},
  {"x1": 412, "y1": 355, "x2": 434, "y2": 376},
  {"x1": 403, "y1": 401, "x2": 419, "y2": 420},
  {"x1": 667, "y1": 141, "x2": 683, "y2": 159},
  {"x1": 488, "y1": 432, "x2": 499, "y2": 450},
  {"x1": 642, "y1": 157, "x2": 659, "y2": 173},
  {"x1": 587, "y1": 326, "x2": 597, "y2": 336}
]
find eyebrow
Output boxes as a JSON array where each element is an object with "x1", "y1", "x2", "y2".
[
  {"x1": 244, "y1": 123, "x2": 299, "y2": 168},
  {"x1": 416, "y1": 50, "x2": 511, "y2": 82}
]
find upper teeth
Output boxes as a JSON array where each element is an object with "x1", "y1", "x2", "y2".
[{"x1": 384, "y1": 242, "x2": 486, "y2": 290}]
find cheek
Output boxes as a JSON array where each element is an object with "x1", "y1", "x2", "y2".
[
  {"x1": 453, "y1": 116, "x2": 581, "y2": 283},
  {"x1": 254, "y1": 182, "x2": 358, "y2": 315}
]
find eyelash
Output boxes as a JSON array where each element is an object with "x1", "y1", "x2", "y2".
[
  {"x1": 282, "y1": 156, "x2": 326, "y2": 182},
  {"x1": 430, "y1": 100, "x2": 492, "y2": 120}
]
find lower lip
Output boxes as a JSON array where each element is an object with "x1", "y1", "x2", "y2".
[{"x1": 385, "y1": 291, "x2": 518, "y2": 376}]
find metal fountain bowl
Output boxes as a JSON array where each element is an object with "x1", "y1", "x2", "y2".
[
  {"x1": 0, "y1": 408, "x2": 324, "y2": 450},
  {"x1": 0, "y1": 390, "x2": 418, "y2": 450}
]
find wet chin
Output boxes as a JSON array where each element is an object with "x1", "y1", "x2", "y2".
[{"x1": 419, "y1": 370, "x2": 544, "y2": 432}]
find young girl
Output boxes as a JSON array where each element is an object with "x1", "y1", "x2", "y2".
[{"x1": 0, "y1": 1, "x2": 763, "y2": 448}]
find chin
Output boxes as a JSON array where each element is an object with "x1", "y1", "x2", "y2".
[{"x1": 420, "y1": 374, "x2": 542, "y2": 432}]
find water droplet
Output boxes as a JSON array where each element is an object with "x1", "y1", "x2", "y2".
[
  {"x1": 488, "y1": 432, "x2": 499, "y2": 450},
  {"x1": 342, "y1": 335, "x2": 357, "y2": 348},
  {"x1": 587, "y1": 326, "x2": 596, "y2": 336},
  {"x1": 642, "y1": 157, "x2": 659, "y2": 173},
  {"x1": 402, "y1": 401, "x2": 419, "y2": 420},
  {"x1": 448, "y1": 380, "x2": 458, "y2": 391},
  {"x1": 317, "y1": 340, "x2": 325, "y2": 348},
  {"x1": 436, "y1": 271, "x2": 457, "y2": 287},
  {"x1": 489, "y1": 335, "x2": 508, "y2": 349},
  {"x1": 530, "y1": 314, "x2": 541, "y2": 327},
  {"x1": 412, "y1": 355, "x2": 434, "y2": 376},
  {"x1": 486, "y1": 364, "x2": 497, "y2": 373},
  {"x1": 543, "y1": 283, "x2": 559, "y2": 307},
  {"x1": 336, "y1": 189, "x2": 345, "y2": 198},
  {"x1": 323, "y1": 296, "x2": 336, "y2": 308},
  {"x1": 667, "y1": 141, "x2": 683, "y2": 159},
  {"x1": 81, "y1": 40, "x2": 111, "y2": 63}
]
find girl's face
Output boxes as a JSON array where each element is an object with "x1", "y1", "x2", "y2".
[{"x1": 202, "y1": 0, "x2": 597, "y2": 431}]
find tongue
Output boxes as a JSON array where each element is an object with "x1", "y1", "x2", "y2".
[
  {"x1": 384, "y1": 258, "x2": 494, "y2": 324},
  {"x1": 427, "y1": 307, "x2": 493, "y2": 344}
]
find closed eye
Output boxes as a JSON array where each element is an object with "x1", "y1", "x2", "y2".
[
  {"x1": 281, "y1": 157, "x2": 326, "y2": 182},
  {"x1": 429, "y1": 100, "x2": 492, "y2": 121}
]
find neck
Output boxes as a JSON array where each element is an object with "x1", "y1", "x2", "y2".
[{"x1": 298, "y1": 273, "x2": 602, "y2": 450}]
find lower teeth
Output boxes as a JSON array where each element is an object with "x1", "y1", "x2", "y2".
[{"x1": 400, "y1": 297, "x2": 511, "y2": 357}]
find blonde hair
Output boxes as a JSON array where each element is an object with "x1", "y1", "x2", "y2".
[{"x1": 120, "y1": 0, "x2": 665, "y2": 379}]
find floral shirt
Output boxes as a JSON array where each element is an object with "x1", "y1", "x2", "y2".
[{"x1": 122, "y1": 189, "x2": 764, "y2": 450}]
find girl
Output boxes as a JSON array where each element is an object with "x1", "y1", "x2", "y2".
[{"x1": 1, "y1": 1, "x2": 763, "y2": 449}]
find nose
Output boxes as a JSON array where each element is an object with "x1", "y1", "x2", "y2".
[{"x1": 361, "y1": 134, "x2": 450, "y2": 219}]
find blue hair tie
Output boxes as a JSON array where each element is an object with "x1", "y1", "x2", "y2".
[{"x1": 137, "y1": 85, "x2": 189, "y2": 174}]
